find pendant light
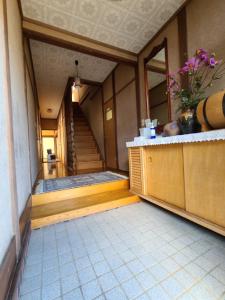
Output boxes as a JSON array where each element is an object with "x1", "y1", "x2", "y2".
[{"x1": 71, "y1": 60, "x2": 81, "y2": 102}]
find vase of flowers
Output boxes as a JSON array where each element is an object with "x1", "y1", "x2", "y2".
[{"x1": 168, "y1": 49, "x2": 225, "y2": 134}]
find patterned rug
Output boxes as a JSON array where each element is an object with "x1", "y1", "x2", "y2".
[{"x1": 34, "y1": 171, "x2": 127, "y2": 194}]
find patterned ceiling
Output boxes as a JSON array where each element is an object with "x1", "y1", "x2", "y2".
[
  {"x1": 30, "y1": 40, "x2": 116, "y2": 118},
  {"x1": 21, "y1": 0, "x2": 186, "y2": 53}
]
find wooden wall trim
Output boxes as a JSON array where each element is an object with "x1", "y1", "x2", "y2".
[
  {"x1": 23, "y1": 42, "x2": 33, "y2": 193},
  {"x1": 177, "y1": 6, "x2": 188, "y2": 88},
  {"x1": 143, "y1": 38, "x2": 172, "y2": 122},
  {"x1": 3, "y1": 0, "x2": 21, "y2": 253},
  {"x1": 0, "y1": 237, "x2": 17, "y2": 300},
  {"x1": 7, "y1": 223, "x2": 31, "y2": 300},
  {"x1": 22, "y1": 19, "x2": 137, "y2": 64},
  {"x1": 135, "y1": 65, "x2": 141, "y2": 129},
  {"x1": 112, "y1": 70, "x2": 119, "y2": 169},
  {"x1": 16, "y1": 0, "x2": 23, "y2": 19},
  {"x1": 101, "y1": 88, "x2": 107, "y2": 168},
  {"x1": 7, "y1": 195, "x2": 32, "y2": 299},
  {"x1": 19, "y1": 195, "x2": 32, "y2": 238}
]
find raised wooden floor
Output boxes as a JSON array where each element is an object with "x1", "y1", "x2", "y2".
[
  {"x1": 32, "y1": 189, "x2": 139, "y2": 229},
  {"x1": 32, "y1": 178, "x2": 140, "y2": 229}
]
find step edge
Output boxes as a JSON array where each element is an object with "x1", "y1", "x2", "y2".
[{"x1": 31, "y1": 195, "x2": 140, "y2": 228}]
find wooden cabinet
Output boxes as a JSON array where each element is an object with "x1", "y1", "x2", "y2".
[
  {"x1": 128, "y1": 140, "x2": 225, "y2": 236},
  {"x1": 145, "y1": 145, "x2": 185, "y2": 209},
  {"x1": 184, "y1": 141, "x2": 225, "y2": 227}
]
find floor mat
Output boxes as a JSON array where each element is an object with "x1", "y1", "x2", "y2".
[{"x1": 34, "y1": 171, "x2": 127, "y2": 194}]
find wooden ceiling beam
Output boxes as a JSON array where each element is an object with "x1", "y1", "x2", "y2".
[{"x1": 22, "y1": 19, "x2": 137, "y2": 65}]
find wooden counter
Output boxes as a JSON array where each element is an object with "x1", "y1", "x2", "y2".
[{"x1": 127, "y1": 131, "x2": 225, "y2": 236}]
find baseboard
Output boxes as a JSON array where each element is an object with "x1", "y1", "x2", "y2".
[
  {"x1": 7, "y1": 222, "x2": 31, "y2": 300},
  {"x1": 19, "y1": 195, "x2": 32, "y2": 238},
  {"x1": 0, "y1": 237, "x2": 17, "y2": 300},
  {"x1": 5, "y1": 196, "x2": 32, "y2": 300}
]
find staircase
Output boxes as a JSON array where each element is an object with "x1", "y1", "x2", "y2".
[{"x1": 73, "y1": 104, "x2": 104, "y2": 174}]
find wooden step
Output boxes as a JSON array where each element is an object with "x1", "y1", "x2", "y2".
[
  {"x1": 32, "y1": 179, "x2": 129, "y2": 206},
  {"x1": 75, "y1": 127, "x2": 90, "y2": 132},
  {"x1": 76, "y1": 160, "x2": 103, "y2": 170},
  {"x1": 75, "y1": 130, "x2": 92, "y2": 136},
  {"x1": 75, "y1": 148, "x2": 98, "y2": 154},
  {"x1": 31, "y1": 189, "x2": 140, "y2": 228},
  {"x1": 75, "y1": 121, "x2": 88, "y2": 126},
  {"x1": 75, "y1": 136, "x2": 94, "y2": 142},
  {"x1": 76, "y1": 168, "x2": 105, "y2": 175},
  {"x1": 75, "y1": 142, "x2": 96, "y2": 148},
  {"x1": 76, "y1": 153, "x2": 100, "y2": 161}
]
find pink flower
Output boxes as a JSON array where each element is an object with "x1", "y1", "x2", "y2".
[
  {"x1": 196, "y1": 48, "x2": 208, "y2": 62},
  {"x1": 179, "y1": 57, "x2": 200, "y2": 74},
  {"x1": 208, "y1": 55, "x2": 220, "y2": 68},
  {"x1": 179, "y1": 65, "x2": 189, "y2": 74}
]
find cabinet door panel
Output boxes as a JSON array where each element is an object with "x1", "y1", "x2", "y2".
[
  {"x1": 146, "y1": 145, "x2": 185, "y2": 208},
  {"x1": 129, "y1": 147, "x2": 145, "y2": 194},
  {"x1": 184, "y1": 142, "x2": 225, "y2": 227}
]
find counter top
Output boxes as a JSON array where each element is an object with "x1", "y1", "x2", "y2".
[{"x1": 126, "y1": 129, "x2": 225, "y2": 148}]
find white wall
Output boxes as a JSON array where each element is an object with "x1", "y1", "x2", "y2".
[
  {"x1": 7, "y1": 0, "x2": 32, "y2": 215},
  {"x1": 0, "y1": 0, "x2": 14, "y2": 264},
  {"x1": 26, "y1": 67, "x2": 39, "y2": 185}
]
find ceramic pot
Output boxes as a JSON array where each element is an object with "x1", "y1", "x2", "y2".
[{"x1": 178, "y1": 109, "x2": 200, "y2": 134}]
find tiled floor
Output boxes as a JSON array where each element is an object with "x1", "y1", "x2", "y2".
[{"x1": 20, "y1": 202, "x2": 225, "y2": 300}]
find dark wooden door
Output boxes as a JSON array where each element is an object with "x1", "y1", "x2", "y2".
[{"x1": 104, "y1": 99, "x2": 117, "y2": 169}]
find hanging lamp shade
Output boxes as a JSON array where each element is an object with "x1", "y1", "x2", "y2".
[
  {"x1": 71, "y1": 84, "x2": 80, "y2": 102},
  {"x1": 71, "y1": 60, "x2": 81, "y2": 102}
]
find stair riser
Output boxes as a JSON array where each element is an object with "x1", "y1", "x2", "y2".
[
  {"x1": 75, "y1": 141, "x2": 96, "y2": 147},
  {"x1": 76, "y1": 154, "x2": 100, "y2": 161},
  {"x1": 76, "y1": 149, "x2": 98, "y2": 154},
  {"x1": 75, "y1": 131, "x2": 92, "y2": 136},
  {"x1": 75, "y1": 136, "x2": 94, "y2": 142},
  {"x1": 31, "y1": 195, "x2": 140, "y2": 229},
  {"x1": 76, "y1": 161, "x2": 103, "y2": 170},
  {"x1": 74, "y1": 126, "x2": 90, "y2": 132},
  {"x1": 32, "y1": 180, "x2": 130, "y2": 205},
  {"x1": 74, "y1": 122, "x2": 88, "y2": 126}
]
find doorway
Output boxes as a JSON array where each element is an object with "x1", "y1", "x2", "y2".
[{"x1": 42, "y1": 136, "x2": 56, "y2": 162}]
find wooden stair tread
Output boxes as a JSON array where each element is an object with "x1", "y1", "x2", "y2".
[
  {"x1": 75, "y1": 136, "x2": 94, "y2": 141},
  {"x1": 32, "y1": 189, "x2": 137, "y2": 219},
  {"x1": 76, "y1": 168, "x2": 104, "y2": 174},
  {"x1": 76, "y1": 154, "x2": 100, "y2": 161},
  {"x1": 76, "y1": 149, "x2": 98, "y2": 154},
  {"x1": 76, "y1": 161, "x2": 103, "y2": 170}
]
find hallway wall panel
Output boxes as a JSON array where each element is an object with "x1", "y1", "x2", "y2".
[
  {"x1": 7, "y1": 0, "x2": 31, "y2": 216},
  {"x1": 114, "y1": 64, "x2": 138, "y2": 171},
  {"x1": 26, "y1": 66, "x2": 39, "y2": 185},
  {"x1": 0, "y1": 0, "x2": 14, "y2": 265},
  {"x1": 116, "y1": 81, "x2": 138, "y2": 171}
]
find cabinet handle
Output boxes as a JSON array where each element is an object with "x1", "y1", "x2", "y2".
[{"x1": 148, "y1": 156, "x2": 152, "y2": 162}]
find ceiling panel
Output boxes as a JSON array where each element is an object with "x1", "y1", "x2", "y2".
[
  {"x1": 30, "y1": 39, "x2": 116, "y2": 118},
  {"x1": 21, "y1": 0, "x2": 186, "y2": 53}
]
